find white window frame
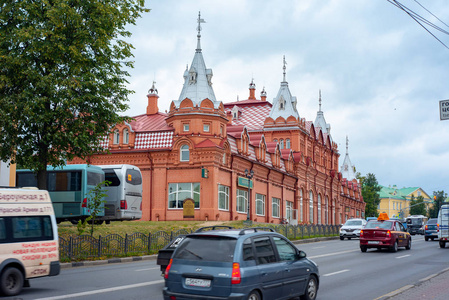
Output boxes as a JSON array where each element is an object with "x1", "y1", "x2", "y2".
[
  {"x1": 113, "y1": 129, "x2": 120, "y2": 144},
  {"x1": 286, "y1": 201, "x2": 293, "y2": 221},
  {"x1": 123, "y1": 129, "x2": 129, "y2": 144},
  {"x1": 203, "y1": 124, "x2": 210, "y2": 132},
  {"x1": 309, "y1": 191, "x2": 314, "y2": 223},
  {"x1": 237, "y1": 189, "x2": 248, "y2": 213},
  {"x1": 272, "y1": 197, "x2": 280, "y2": 218},
  {"x1": 286, "y1": 138, "x2": 290, "y2": 149},
  {"x1": 256, "y1": 194, "x2": 265, "y2": 216},
  {"x1": 180, "y1": 145, "x2": 189, "y2": 162},
  {"x1": 218, "y1": 184, "x2": 230, "y2": 211},
  {"x1": 183, "y1": 123, "x2": 189, "y2": 132},
  {"x1": 317, "y1": 194, "x2": 321, "y2": 224},
  {"x1": 168, "y1": 182, "x2": 200, "y2": 209}
]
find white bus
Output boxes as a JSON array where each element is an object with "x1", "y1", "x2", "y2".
[
  {"x1": 438, "y1": 203, "x2": 449, "y2": 248},
  {"x1": 97, "y1": 165, "x2": 143, "y2": 223},
  {"x1": 0, "y1": 188, "x2": 60, "y2": 296}
]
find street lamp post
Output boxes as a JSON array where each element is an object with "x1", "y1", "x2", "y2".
[{"x1": 245, "y1": 169, "x2": 254, "y2": 222}]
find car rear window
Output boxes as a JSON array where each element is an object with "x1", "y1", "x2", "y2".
[
  {"x1": 365, "y1": 221, "x2": 392, "y2": 229},
  {"x1": 427, "y1": 219, "x2": 437, "y2": 225},
  {"x1": 173, "y1": 236, "x2": 237, "y2": 262},
  {"x1": 345, "y1": 220, "x2": 362, "y2": 226}
]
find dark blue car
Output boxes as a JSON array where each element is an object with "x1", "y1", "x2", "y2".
[
  {"x1": 163, "y1": 227, "x2": 319, "y2": 300},
  {"x1": 424, "y1": 218, "x2": 439, "y2": 241}
]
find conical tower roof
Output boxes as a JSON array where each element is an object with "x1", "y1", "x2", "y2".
[
  {"x1": 173, "y1": 12, "x2": 219, "y2": 108},
  {"x1": 341, "y1": 136, "x2": 357, "y2": 181}
]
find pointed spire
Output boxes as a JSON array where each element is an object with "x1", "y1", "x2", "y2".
[
  {"x1": 346, "y1": 135, "x2": 349, "y2": 155},
  {"x1": 282, "y1": 55, "x2": 287, "y2": 82},
  {"x1": 319, "y1": 89, "x2": 322, "y2": 112},
  {"x1": 249, "y1": 78, "x2": 256, "y2": 99},
  {"x1": 260, "y1": 86, "x2": 267, "y2": 101},
  {"x1": 196, "y1": 11, "x2": 205, "y2": 53}
]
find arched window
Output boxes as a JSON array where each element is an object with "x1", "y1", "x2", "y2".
[
  {"x1": 286, "y1": 139, "x2": 290, "y2": 149},
  {"x1": 280, "y1": 139, "x2": 284, "y2": 149},
  {"x1": 113, "y1": 129, "x2": 120, "y2": 144},
  {"x1": 317, "y1": 194, "x2": 321, "y2": 224},
  {"x1": 325, "y1": 196, "x2": 329, "y2": 224},
  {"x1": 309, "y1": 191, "x2": 314, "y2": 223},
  {"x1": 300, "y1": 189, "x2": 303, "y2": 222},
  {"x1": 123, "y1": 129, "x2": 129, "y2": 144},
  {"x1": 180, "y1": 145, "x2": 190, "y2": 162}
]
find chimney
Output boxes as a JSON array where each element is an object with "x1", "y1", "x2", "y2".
[
  {"x1": 260, "y1": 86, "x2": 267, "y2": 102},
  {"x1": 249, "y1": 79, "x2": 256, "y2": 100},
  {"x1": 146, "y1": 81, "x2": 159, "y2": 115}
]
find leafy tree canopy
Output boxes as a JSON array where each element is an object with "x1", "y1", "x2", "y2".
[
  {"x1": 428, "y1": 190, "x2": 448, "y2": 218},
  {"x1": 358, "y1": 173, "x2": 381, "y2": 218},
  {"x1": 0, "y1": 0, "x2": 149, "y2": 188},
  {"x1": 409, "y1": 194, "x2": 426, "y2": 216}
]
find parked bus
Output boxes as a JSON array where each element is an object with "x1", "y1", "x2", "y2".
[
  {"x1": 0, "y1": 188, "x2": 60, "y2": 296},
  {"x1": 406, "y1": 215, "x2": 428, "y2": 235},
  {"x1": 16, "y1": 164, "x2": 105, "y2": 223},
  {"x1": 97, "y1": 165, "x2": 143, "y2": 223}
]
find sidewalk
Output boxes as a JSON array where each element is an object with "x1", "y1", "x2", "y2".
[{"x1": 378, "y1": 267, "x2": 449, "y2": 300}]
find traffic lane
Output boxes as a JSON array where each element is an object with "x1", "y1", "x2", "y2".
[
  {"x1": 310, "y1": 236, "x2": 449, "y2": 300},
  {"x1": 3, "y1": 260, "x2": 164, "y2": 300}
]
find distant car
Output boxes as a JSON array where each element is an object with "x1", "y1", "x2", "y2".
[
  {"x1": 340, "y1": 218, "x2": 367, "y2": 240},
  {"x1": 163, "y1": 227, "x2": 320, "y2": 300},
  {"x1": 360, "y1": 218, "x2": 411, "y2": 252},
  {"x1": 424, "y1": 218, "x2": 439, "y2": 241}
]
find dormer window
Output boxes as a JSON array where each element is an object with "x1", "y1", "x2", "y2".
[
  {"x1": 188, "y1": 68, "x2": 197, "y2": 85},
  {"x1": 123, "y1": 129, "x2": 129, "y2": 144},
  {"x1": 231, "y1": 106, "x2": 240, "y2": 120},
  {"x1": 279, "y1": 96, "x2": 285, "y2": 110},
  {"x1": 113, "y1": 129, "x2": 120, "y2": 144}
]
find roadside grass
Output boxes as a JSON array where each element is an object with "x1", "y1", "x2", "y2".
[{"x1": 57, "y1": 220, "x2": 247, "y2": 239}]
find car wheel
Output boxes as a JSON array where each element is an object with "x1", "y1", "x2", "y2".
[
  {"x1": 300, "y1": 275, "x2": 318, "y2": 300},
  {"x1": 390, "y1": 241, "x2": 398, "y2": 252},
  {"x1": 348, "y1": 237, "x2": 351, "y2": 240},
  {"x1": 340, "y1": 236, "x2": 344, "y2": 240},
  {"x1": 425, "y1": 236, "x2": 429, "y2": 241},
  {"x1": 247, "y1": 290, "x2": 261, "y2": 300},
  {"x1": 405, "y1": 238, "x2": 411, "y2": 250},
  {"x1": 360, "y1": 246, "x2": 367, "y2": 252},
  {"x1": 0, "y1": 267, "x2": 24, "y2": 296},
  {"x1": 440, "y1": 241, "x2": 446, "y2": 248},
  {"x1": 431, "y1": 238, "x2": 434, "y2": 241}
]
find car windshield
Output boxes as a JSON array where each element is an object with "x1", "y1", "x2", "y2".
[
  {"x1": 365, "y1": 221, "x2": 392, "y2": 229},
  {"x1": 407, "y1": 218, "x2": 423, "y2": 225},
  {"x1": 173, "y1": 236, "x2": 237, "y2": 262},
  {"x1": 345, "y1": 220, "x2": 362, "y2": 226}
]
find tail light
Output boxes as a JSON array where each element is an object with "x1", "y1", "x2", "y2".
[
  {"x1": 425, "y1": 225, "x2": 428, "y2": 230},
  {"x1": 231, "y1": 262, "x2": 241, "y2": 284},
  {"x1": 164, "y1": 259, "x2": 173, "y2": 279},
  {"x1": 386, "y1": 230, "x2": 391, "y2": 238},
  {"x1": 437, "y1": 224, "x2": 440, "y2": 232},
  {"x1": 360, "y1": 230, "x2": 364, "y2": 237},
  {"x1": 120, "y1": 200, "x2": 128, "y2": 210},
  {"x1": 82, "y1": 198, "x2": 87, "y2": 208}
]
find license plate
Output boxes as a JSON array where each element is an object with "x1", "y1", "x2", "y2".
[
  {"x1": 185, "y1": 278, "x2": 211, "y2": 287},
  {"x1": 368, "y1": 241, "x2": 379, "y2": 244}
]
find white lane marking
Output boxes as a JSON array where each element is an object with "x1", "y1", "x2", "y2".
[
  {"x1": 323, "y1": 269, "x2": 350, "y2": 277},
  {"x1": 135, "y1": 267, "x2": 160, "y2": 271},
  {"x1": 308, "y1": 249, "x2": 358, "y2": 259},
  {"x1": 34, "y1": 280, "x2": 164, "y2": 300},
  {"x1": 312, "y1": 246, "x2": 326, "y2": 249},
  {"x1": 396, "y1": 254, "x2": 411, "y2": 259}
]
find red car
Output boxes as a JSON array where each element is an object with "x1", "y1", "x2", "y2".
[{"x1": 360, "y1": 215, "x2": 411, "y2": 252}]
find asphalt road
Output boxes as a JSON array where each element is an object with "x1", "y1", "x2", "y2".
[{"x1": 4, "y1": 235, "x2": 449, "y2": 300}]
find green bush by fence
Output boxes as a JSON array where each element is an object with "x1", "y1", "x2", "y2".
[{"x1": 59, "y1": 224, "x2": 340, "y2": 262}]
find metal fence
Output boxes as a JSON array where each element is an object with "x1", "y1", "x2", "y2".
[{"x1": 59, "y1": 224, "x2": 340, "y2": 261}]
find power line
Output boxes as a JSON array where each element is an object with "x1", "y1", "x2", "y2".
[
  {"x1": 413, "y1": 0, "x2": 449, "y2": 29},
  {"x1": 387, "y1": 0, "x2": 449, "y2": 50}
]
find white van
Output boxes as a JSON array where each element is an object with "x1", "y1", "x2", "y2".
[
  {"x1": 0, "y1": 188, "x2": 60, "y2": 296},
  {"x1": 437, "y1": 203, "x2": 449, "y2": 248}
]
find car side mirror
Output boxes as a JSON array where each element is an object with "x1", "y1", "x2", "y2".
[{"x1": 297, "y1": 250, "x2": 307, "y2": 259}]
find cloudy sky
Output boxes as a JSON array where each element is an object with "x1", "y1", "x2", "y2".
[{"x1": 122, "y1": 0, "x2": 449, "y2": 196}]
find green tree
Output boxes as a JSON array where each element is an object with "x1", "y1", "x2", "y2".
[
  {"x1": 77, "y1": 180, "x2": 110, "y2": 236},
  {"x1": 409, "y1": 195, "x2": 426, "y2": 216},
  {"x1": 428, "y1": 190, "x2": 448, "y2": 218},
  {"x1": 0, "y1": 1, "x2": 149, "y2": 189},
  {"x1": 358, "y1": 173, "x2": 381, "y2": 217}
]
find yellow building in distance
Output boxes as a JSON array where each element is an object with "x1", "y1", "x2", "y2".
[{"x1": 378, "y1": 185, "x2": 432, "y2": 219}]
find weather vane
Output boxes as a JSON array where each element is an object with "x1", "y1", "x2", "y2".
[{"x1": 196, "y1": 11, "x2": 206, "y2": 52}]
